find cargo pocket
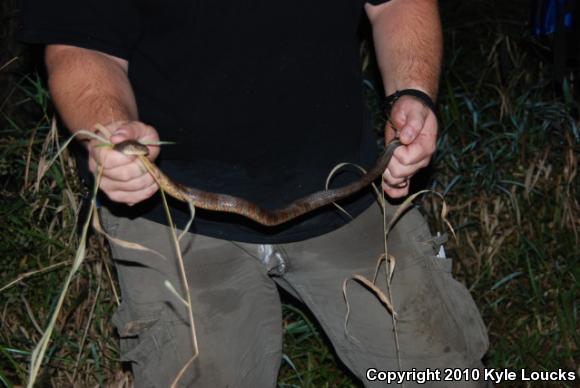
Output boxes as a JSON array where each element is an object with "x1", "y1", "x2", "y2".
[
  {"x1": 342, "y1": 206, "x2": 490, "y2": 364},
  {"x1": 428, "y1": 256, "x2": 490, "y2": 361},
  {"x1": 412, "y1": 218, "x2": 489, "y2": 361},
  {"x1": 112, "y1": 303, "x2": 188, "y2": 388},
  {"x1": 343, "y1": 217, "x2": 489, "y2": 364}
]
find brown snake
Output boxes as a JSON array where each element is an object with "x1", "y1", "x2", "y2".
[{"x1": 113, "y1": 139, "x2": 402, "y2": 226}]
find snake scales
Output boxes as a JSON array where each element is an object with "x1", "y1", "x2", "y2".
[{"x1": 113, "y1": 139, "x2": 402, "y2": 226}]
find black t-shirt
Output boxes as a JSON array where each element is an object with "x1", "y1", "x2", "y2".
[{"x1": 20, "y1": 0, "x2": 390, "y2": 243}]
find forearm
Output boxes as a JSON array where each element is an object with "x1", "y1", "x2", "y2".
[
  {"x1": 366, "y1": 0, "x2": 443, "y2": 99},
  {"x1": 45, "y1": 44, "x2": 138, "y2": 134},
  {"x1": 45, "y1": 45, "x2": 160, "y2": 204},
  {"x1": 366, "y1": 0, "x2": 442, "y2": 198}
]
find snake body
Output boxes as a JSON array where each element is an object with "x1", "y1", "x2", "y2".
[{"x1": 114, "y1": 139, "x2": 401, "y2": 226}]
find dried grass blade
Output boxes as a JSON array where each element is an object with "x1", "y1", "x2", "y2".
[
  {"x1": 93, "y1": 123, "x2": 112, "y2": 139},
  {"x1": 382, "y1": 189, "x2": 455, "y2": 250},
  {"x1": 440, "y1": 197, "x2": 457, "y2": 241},
  {"x1": 101, "y1": 252, "x2": 120, "y2": 306},
  {"x1": 325, "y1": 162, "x2": 368, "y2": 219},
  {"x1": 372, "y1": 253, "x2": 386, "y2": 284},
  {"x1": 385, "y1": 190, "x2": 431, "y2": 241},
  {"x1": 27, "y1": 166, "x2": 103, "y2": 387},
  {"x1": 164, "y1": 280, "x2": 189, "y2": 307},
  {"x1": 21, "y1": 296, "x2": 43, "y2": 336},
  {"x1": 36, "y1": 130, "x2": 110, "y2": 191},
  {"x1": 72, "y1": 265, "x2": 102, "y2": 382},
  {"x1": 387, "y1": 254, "x2": 396, "y2": 285},
  {"x1": 342, "y1": 273, "x2": 399, "y2": 342},
  {"x1": 158, "y1": 187, "x2": 199, "y2": 385},
  {"x1": 0, "y1": 261, "x2": 69, "y2": 293},
  {"x1": 341, "y1": 278, "x2": 357, "y2": 343},
  {"x1": 24, "y1": 125, "x2": 38, "y2": 188},
  {"x1": 351, "y1": 274, "x2": 397, "y2": 317},
  {"x1": 0, "y1": 56, "x2": 19, "y2": 72},
  {"x1": 92, "y1": 209, "x2": 168, "y2": 262},
  {"x1": 178, "y1": 201, "x2": 196, "y2": 242},
  {"x1": 171, "y1": 356, "x2": 196, "y2": 388}
]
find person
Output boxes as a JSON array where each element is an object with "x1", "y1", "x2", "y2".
[{"x1": 20, "y1": 0, "x2": 490, "y2": 386}]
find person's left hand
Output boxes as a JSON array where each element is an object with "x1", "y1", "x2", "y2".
[{"x1": 382, "y1": 95, "x2": 438, "y2": 198}]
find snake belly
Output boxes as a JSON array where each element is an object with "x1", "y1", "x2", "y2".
[{"x1": 113, "y1": 139, "x2": 401, "y2": 226}]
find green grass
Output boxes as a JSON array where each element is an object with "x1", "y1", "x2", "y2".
[
  {"x1": 1, "y1": 0, "x2": 579, "y2": 386},
  {"x1": 424, "y1": 3, "x2": 579, "y2": 385},
  {"x1": 279, "y1": 303, "x2": 358, "y2": 388}
]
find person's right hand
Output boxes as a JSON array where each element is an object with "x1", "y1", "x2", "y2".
[{"x1": 87, "y1": 121, "x2": 160, "y2": 205}]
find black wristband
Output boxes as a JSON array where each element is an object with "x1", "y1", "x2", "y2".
[{"x1": 382, "y1": 89, "x2": 437, "y2": 118}]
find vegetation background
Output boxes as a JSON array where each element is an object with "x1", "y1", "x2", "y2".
[{"x1": 1, "y1": 0, "x2": 578, "y2": 387}]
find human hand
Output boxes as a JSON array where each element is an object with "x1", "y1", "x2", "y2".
[
  {"x1": 382, "y1": 95, "x2": 438, "y2": 198},
  {"x1": 87, "y1": 121, "x2": 160, "y2": 205}
]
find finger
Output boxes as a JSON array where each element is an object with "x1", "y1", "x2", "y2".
[
  {"x1": 393, "y1": 136, "x2": 436, "y2": 166},
  {"x1": 392, "y1": 137, "x2": 433, "y2": 167},
  {"x1": 100, "y1": 169, "x2": 156, "y2": 193},
  {"x1": 111, "y1": 122, "x2": 161, "y2": 160},
  {"x1": 104, "y1": 180, "x2": 159, "y2": 205},
  {"x1": 392, "y1": 114, "x2": 437, "y2": 166},
  {"x1": 101, "y1": 160, "x2": 149, "y2": 182},
  {"x1": 109, "y1": 123, "x2": 137, "y2": 145},
  {"x1": 383, "y1": 177, "x2": 409, "y2": 190},
  {"x1": 388, "y1": 95, "x2": 433, "y2": 139},
  {"x1": 90, "y1": 145, "x2": 137, "y2": 171},
  {"x1": 101, "y1": 168, "x2": 155, "y2": 191},
  {"x1": 87, "y1": 151, "x2": 129, "y2": 174},
  {"x1": 382, "y1": 167, "x2": 408, "y2": 187},
  {"x1": 381, "y1": 180, "x2": 410, "y2": 198},
  {"x1": 385, "y1": 156, "x2": 430, "y2": 181}
]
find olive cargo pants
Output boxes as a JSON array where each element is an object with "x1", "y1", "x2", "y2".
[{"x1": 101, "y1": 203, "x2": 490, "y2": 387}]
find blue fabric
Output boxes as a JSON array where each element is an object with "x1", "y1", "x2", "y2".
[{"x1": 534, "y1": 0, "x2": 575, "y2": 36}]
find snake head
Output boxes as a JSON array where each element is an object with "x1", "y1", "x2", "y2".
[{"x1": 113, "y1": 140, "x2": 150, "y2": 156}]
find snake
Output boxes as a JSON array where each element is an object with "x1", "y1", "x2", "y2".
[{"x1": 113, "y1": 139, "x2": 402, "y2": 226}]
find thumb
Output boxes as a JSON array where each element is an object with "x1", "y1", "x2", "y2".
[
  {"x1": 399, "y1": 108, "x2": 426, "y2": 145},
  {"x1": 109, "y1": 124, "x2": 136, "y2": 144}
]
